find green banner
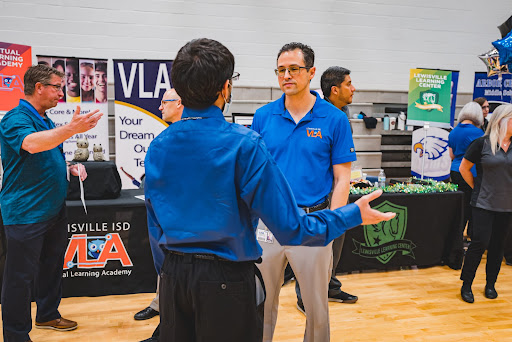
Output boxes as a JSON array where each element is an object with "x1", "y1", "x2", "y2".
[{"x1": 407, "y1": 69, "x2": 452, "y2": 128}]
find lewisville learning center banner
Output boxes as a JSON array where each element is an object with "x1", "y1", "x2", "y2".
[
  {"x1": 407, "y1": 69, "x2": 453, "y2": 129},
  {"x1": 113, "y1": 59, "x2": 172, "y2": 189},
  {"x1": 37, "y1": 55, "x2": 110, "y2": 161},
  {"x1": 0, "y1": 42, "x2": 31, "y2": 112}
]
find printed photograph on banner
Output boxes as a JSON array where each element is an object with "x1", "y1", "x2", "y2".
[
  {"x1": 37, "y1": 55, "x2": 110, "y2": 162},
  {"x1": 0, "y1": 41, "x2": 32, "y2": 111},
  {"x1": 407, "y1": 69, "x2": 452, "y2": 129},
  {"x1": 95, "y1": 60, "x2": 108, "y2": 103},
  {"x1": 114, "y1": 59, "x2": 173, "y2": 189},
  {"x1": 410, "y1": 126, "x2": 451, "y2": 181}
]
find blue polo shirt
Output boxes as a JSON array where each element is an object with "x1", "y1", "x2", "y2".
[
  {"x1": 448, "y1": 123, "x2": 483, "y2": 177},
  {"x1": 144, "y1": 105, "x2": 362, "y2": 272},
  {"x1": 252, "y1": 91, "x2": 356, "y2": 207},
  {"x1": 0, "y1": 100, "x2": 68, "y2": 225}
]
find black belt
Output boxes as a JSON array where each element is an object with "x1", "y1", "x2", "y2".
[
  {"x1": 166, "y1": 250, "x2": 262, "y2": 264},
  {"x1": 300, "y1": 199, "x2": 330, "y2": 213}
]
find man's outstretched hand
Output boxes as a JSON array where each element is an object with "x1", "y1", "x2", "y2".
[{"x1": 355, "y1": 189, "x2": 396, "y2": 225}]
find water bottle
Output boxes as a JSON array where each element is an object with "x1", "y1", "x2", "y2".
[
  {"x1": 378, "y1": 169, "x2": 386, "y2": 188},
  {"x1": 383, "y1": 115, "x2": 390, "y2": 130}
]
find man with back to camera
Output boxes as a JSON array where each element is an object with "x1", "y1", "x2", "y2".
[
  {"x1": 320, "y1": 66, "x2": 359, "y2": 305},
  {"x1": 144, "y1": 38, "x2": 394, "y2": 342},
  {"x1": 251, "y1": 43, "x2": 357, "y2": 341},
  {"x1": 136, "y1": 88, "x2": 183, "y2": 342},
  {"x1": 0, "y1": 64, "x2": 103, "y2": 342}
]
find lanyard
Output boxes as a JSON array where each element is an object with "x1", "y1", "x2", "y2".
[
  {"x1": 20, "y1": 100, "x2": 65, "y2": 159},
  {"x1": 180, "y1": 117, "x2": 207, "y2": 121}
]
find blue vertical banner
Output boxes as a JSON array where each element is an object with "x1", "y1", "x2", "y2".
[
  {"x1": 450, "y1": 71, "x2": 459, "y2": 127},
  {"x1": 473, "y1": 72, "x2": 512, "y2": 104},
  {"x1": 113, "y1": 60, "x2": 173, "y2": 189}
]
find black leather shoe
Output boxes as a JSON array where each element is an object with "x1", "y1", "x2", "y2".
[
  {"x1": 461, "y1": 287, "x2": 474, "y2": 303},
  {"x1": 296, "y1": 300, "x2": 305, "y2": 315},
  {"x1": 329, "y1": 290, "x2": 358, "y2": 303},
  {"x1": 485, "y1": 286, "x2": 498, "y2": 299},
  {"x1": 140, "y1": 338, "x2": 158, "y2": 342},
  {"x1": 134, "y1": 307, "x2": 159, "y2": 320}
]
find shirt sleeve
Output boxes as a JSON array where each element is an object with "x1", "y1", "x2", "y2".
[
  {"x1": 145, "y1": 197, "x2": 165, "y2": 275},
  {"x1": 250, "y1": 109, "x2": 261, "y2": 134},
  {"x1": 239, "y1": 136, "x2": 362, "y2": 247},
  {"x1": 464, "y1": 137, "x2": 484, "y2": 165},
  {"x1": 331, "y1": 114, "x2": 357, "y2": 165},
  {"x1": 0, "y1": 112, "x2": 37, "y2": 156}
]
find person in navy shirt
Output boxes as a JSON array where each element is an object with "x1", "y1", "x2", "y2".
[
  {"x1": 0, "y1": 64, "x2": 102, "y2": 342},
  {"x1": 144, "y1": 38, "x2": 394, "y2": 342},
  {"x1": 448, "y1": 101, "x2": 484, "y2": 268}
]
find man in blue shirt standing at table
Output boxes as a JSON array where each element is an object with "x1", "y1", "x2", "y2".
[
  {"x1": 251, "y1": 43, "x2": 357, "y2": 342},
  {"x1": 0, "y1": 64, "x2": 103, "y2": 342},
  {"x1": 144, "y1": 38, "x2": 394, "y2": 342}
]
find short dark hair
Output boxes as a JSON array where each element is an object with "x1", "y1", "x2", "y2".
[
  {"x1": 52, "y1": 59, "x2": 65, "y2": 71},
  {"x1": 473, "y1": 97, "x2": 488, "y2": 107},
  {"x1": 95, "y1": 61, "x2": 107, "y2": 73},
  {"x1": 171, "y1": 38, "x2": 234, "y2": 109},
  {"x1": 24, "y1": 64, "x2": 64, "y2": 96},
  {"x1": 321, "y1": 66, "x2": 351, "y2": 98},
  {"x1": 277, "y1": 42, "x2": 314, "y2": 68}
]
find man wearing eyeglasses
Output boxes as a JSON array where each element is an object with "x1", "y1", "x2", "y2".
[
  {"x1": 252, "y1": 43, "x2": 357, "y2": 342},
  {"x1": 0, "y1": 64, "x2": 103, "y2": 342},
  {"x1": 144, "y1": 38, "x2": 393, "y2": 341}
]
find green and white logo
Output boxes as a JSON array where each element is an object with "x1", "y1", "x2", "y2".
[{"x1": 352, "y1": 201, "x2": 416, "y2": 264}]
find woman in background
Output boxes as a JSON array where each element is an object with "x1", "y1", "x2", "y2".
[
  {"x1": 448, "y1": 102, "x2": 484, "y2": 259},
  {"x1": 474, "y1": 97, "x2": 490, "y2": 132},
  {"x1": 459, "y1": 104, "x2": 512, "y2": 303}
]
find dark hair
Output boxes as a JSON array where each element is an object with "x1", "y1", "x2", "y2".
[
  {"x1": 24, "y1": 64, "x2": 64, "y2": 96},
  {"x1": 171, "y1": 38, "x2": 234, "y2": 109},
  {"x1": 95, "y1": 61, "x2": 107, "y2": 73},
  {"x1": 277, "y1": 42, "x2": 315, "y2": 68},
  {"x1": 321, "y1": 66, "x2": 351, "y2": 98},
  {"x1": 52, "y1": 59, "x2": 65, "y2": 70},
  {"x1": 473, "y1": 97, "x2": 488, "y2": 107}
]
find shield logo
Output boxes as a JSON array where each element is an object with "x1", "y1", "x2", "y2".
[
  {"x1": 419, "y1": 90, "x2": 439, "y2": 110},
  {"x1": 363, "y1": 201, "x2": 408, "y2": 264}
]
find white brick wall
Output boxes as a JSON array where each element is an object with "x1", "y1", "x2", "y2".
[{"x1": 0, "y1": 0, "x2": 510, "y2": 93}]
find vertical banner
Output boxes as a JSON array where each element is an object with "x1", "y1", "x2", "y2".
[
  {"x1": 0, "y1": 42, "x2": 31, "y2": 112},
  {"x1": 411, "y1": 127, "x2": 450, "y2": 180},
  {"x1": 37, "y1": 55, "x2": 109, "y2": 161},
  {"x1": 473, "y1": 72, "x2": 512, "y2": 104},
  {"x1": 407, "y1": 69, "x2": 452, "y2": 128},
  {"x1": 113, "y1": 60, "x2": 172, "y2": 189},
  {"x1": 450, "y1": 71, "x2": 459, "y2": 126}
]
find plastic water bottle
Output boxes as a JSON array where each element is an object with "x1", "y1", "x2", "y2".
[{"x1": 378, "y1": 169, "x2": 386, "y2": 188}]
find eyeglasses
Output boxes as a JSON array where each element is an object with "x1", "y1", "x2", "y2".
[
  {"x1": 43, "y1": 83, "x2": 63, "y2": 92},
  {"x1": 231, "y1": 72, "x2": 240, "y2": 81},
  {"x1": 274, "y1": 66, "x2": 310, "y2": 77},
  {"x1": 161, "y1": 99, "x2": 179, "y2": 106}
]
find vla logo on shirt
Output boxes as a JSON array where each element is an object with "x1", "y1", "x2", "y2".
[{"x1": 306, "y1": 127, "x2": 322, "y2": 139}]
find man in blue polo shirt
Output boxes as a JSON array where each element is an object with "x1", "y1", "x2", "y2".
[
  {"x1": 252, "y1": 43, "x2": 356, "y2": 342},
  {"x1": 144, "y1": 38, "x2": 394, "y2": 342},
  {"x1": 0, "y1": 64, "x2": 103, "y2": 342}
]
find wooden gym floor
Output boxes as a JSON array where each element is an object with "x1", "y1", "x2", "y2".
[{"x1": 2, "y1": 257, "x2": 512, "y2": 341}]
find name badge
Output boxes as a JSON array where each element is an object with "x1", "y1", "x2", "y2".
[{"x1": 256, "y1": 228, "x2": 274, "y2": 244}]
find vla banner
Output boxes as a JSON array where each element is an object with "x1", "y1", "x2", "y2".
[
  {"x1": 411, "y1": 126, "x2": 450, "y2": 180},
  {"x1": 113, "y1": 60, "x2": 172, "y2": 189},
  {"x1": 473, "y1": 72, "x2": 512, "y2": 104},
  {"x1": 407, "y1": 69, "x2": 452, "y2": 128},
  {"x1": 37, "y1": 55, "x2": 109, "y2": 161},
  {"x1": 0, "y1": 42, "x2": 31, "y2": 112}
]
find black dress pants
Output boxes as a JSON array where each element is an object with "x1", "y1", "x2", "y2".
[
  {"x1": 1, "y1": 207, "x2": 67, "y2": 342},
  {"x1": 460, "y1": 206, "x2": 512, "y2": 285},
  {"x1": 160, "y1": 252, "x2": 264, "y2": 342},
  {"x1": 450, "y1": 171, "x2": 473, "y2": 238}
]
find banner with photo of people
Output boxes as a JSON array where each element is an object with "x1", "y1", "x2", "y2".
[
  {"x1": 113, "y1": 59, "x2": 172, "y2": 189},
  {"x1": 37, "y1": 55, "x2": 109, "y2": 161},
  {"x1": 0, "y1": 41, "x2": 32, "y2": 112}
]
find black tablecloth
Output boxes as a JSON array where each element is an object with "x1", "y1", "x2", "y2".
[
  {"x1": 336, "y1": 191, "x2": 465, "y2": 272},
  {"x1": 67, "y1": 161, "x2": 121, "y2": 200}
]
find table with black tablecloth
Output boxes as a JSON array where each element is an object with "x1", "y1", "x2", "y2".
[
  {"x1": 336, "y1": 191, "x2": 465, "y2": 273},
  {"x1": 0, "y1": 189, "x2": 157, "y2": 298}
]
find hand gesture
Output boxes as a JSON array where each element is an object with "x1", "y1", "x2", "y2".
[
  {"x1": 355, "y1": 189, "x2": 396, "y2": 225},
  {"x1": 69, "y1": 105, "x2": 103, "y2": 133}
]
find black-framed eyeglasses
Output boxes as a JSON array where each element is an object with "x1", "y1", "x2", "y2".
[
  {"x1": 43, "y1": 83, "x2": 63, "y2": 92},
  {"x1": 274, "y1": 66, "x2": 310, "y2": 77},
  {"x1": 231, "y1": 72, "x2": 240, "y2": 81},
  {"x1": 161, "y1": 99, "x2": 179, "y2": 106}
]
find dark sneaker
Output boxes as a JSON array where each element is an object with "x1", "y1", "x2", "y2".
[
  {"x1": 329, "y1": 290, "x2": 358, "y2": 303},
  {"x1": 296, "y1": 300, "x2": 305, "y2": 315},
  {"x1": 134, "y1": 307, "x2": 159, "y2": 320},
  {"x1": 35, "y1": 317, "x2": 78, "y2": 331}
]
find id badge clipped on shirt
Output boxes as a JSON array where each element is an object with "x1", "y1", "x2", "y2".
[{"x1": 256, "y1": 228, "x2": 274, "y2": 244}]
